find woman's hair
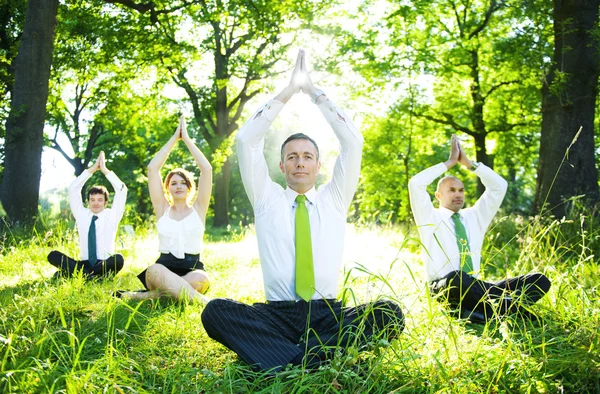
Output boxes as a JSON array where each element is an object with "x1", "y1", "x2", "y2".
[{"x1": 164, "y1": 168, "x2": 196, "y2": 204}]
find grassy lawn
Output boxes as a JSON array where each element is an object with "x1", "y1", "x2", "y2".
[{"x1": 0, "y1": 216, "x2": 599, "y2": 393}]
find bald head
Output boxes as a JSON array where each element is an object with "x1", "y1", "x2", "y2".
[
  {"x1": 435, "y1": 176, "x2": 465, "y2": 212},
  {"x1": 436, "y1": 176, "x2": 462, "y2": 193}
]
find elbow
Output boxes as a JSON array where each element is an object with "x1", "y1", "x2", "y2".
[
  {"x1": 407, "y1": 177, "x2": 418, "y2": 190},
  {"x1": 147, "y1": 161, "x2": 159, "y2": 172},
  {"x1": 356, "y1": 137, "x2": 365, "y2": 152},
  {"x1": 500, "y1": 178, "x2": 508, "y2": 194},
  {"x1": 236, "y1": 127, "x2": 249, "y2": 145}
]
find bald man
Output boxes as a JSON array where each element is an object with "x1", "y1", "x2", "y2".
[{"x1": 408, "y1": 135, "x2": 551, "y2": 323}]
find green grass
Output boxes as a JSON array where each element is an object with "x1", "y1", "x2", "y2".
[{"x1": 0, "y1": 213, "x2": 599, "y2": 393}]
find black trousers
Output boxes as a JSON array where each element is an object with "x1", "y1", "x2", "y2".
[
  {"x1": 430, "y1": 270, "x2": 551, "y2": 319},
  {"x1": 47, "y1": 250, "x2": 124, "y2": 279},
  {"x1": 201, "y1": 298, "x2": 404, "y2": 372}
]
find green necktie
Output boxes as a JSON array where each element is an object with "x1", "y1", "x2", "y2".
[
  {"x1": 88, "y1": 215, "x2": 98, "y2": 268},
  {"x1": 451, "y1": 213, "x2": 473, "y2": 274},
  {"x1": 295, "y1": 195, "x2": 315, "y2": 301}
]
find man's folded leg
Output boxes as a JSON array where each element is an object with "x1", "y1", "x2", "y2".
[
  {"x1": 431, "y1": 270, "x2": 499, "y2": 321},
  {"x1": 47, "y1": 250, "x2": 88, "y2": 277},
  {"x1": 90, "y1": 254, "x2": 124, "y2": 278},
  {"x1": 300, "y1": 299, "x2": 405, "y2": 367},
  {"x1": 491, "y1": 273, "x2": 551, "y2": 305},
  {"x1": 201, "y1": 298, "x2": 304, "y2": 372}
]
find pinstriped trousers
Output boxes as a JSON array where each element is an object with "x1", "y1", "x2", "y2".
[{"x1": 201, "y1": 298, "x2": 404, "y2": 372}]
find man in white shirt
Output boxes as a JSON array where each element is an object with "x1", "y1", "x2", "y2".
[
  {"x1": 408, "y1": 135, "x2": 551, "y2": 323},
  {"x1": 48, "y1": 151, "x2": 127, "y2": 279},
  {"x1": 201, "y1": 50, "x2": 404, "y2": 372}
]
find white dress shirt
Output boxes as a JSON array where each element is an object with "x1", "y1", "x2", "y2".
[
  {"x1": 408, "y1": 162, "x2": 508, "y2": 281},
  {"x1": 68, "y1": 170, "x2": 128, "y2": 261},
  {"x1": 237, "y1": 98, "x2": 363, "y2": 301}
]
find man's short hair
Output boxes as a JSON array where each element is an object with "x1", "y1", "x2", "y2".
[
  {"x1": 280, "y1": 133, "x2": 320, "y2": 162},
  {"x1": 88, "y1": 185, "x2": 109, "y2": 202},
  {"x1": 436, "y1": 176, "x2": 462, "y2": 192}
]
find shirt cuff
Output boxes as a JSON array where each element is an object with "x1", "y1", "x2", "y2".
[
  {"x1": 473, "y1": 162, "x2": 487, "y2": 175},
  {"x1": 77, "y1": 169, "x2": 94, "y2": 183},
  {"x1": 436, "y1": 162, "x2": 449, "y2": 174},
  {"x1": 260, "y1": 100, "x2": 285, "y2": 122}
]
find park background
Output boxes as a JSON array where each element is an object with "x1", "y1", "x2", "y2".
[{"x1": 0, "y1": 0, "x2": 599, "y2": 392}]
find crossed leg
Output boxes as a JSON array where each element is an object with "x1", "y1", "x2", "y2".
[{"x1": 123, "y1": 265, "x2": 210, "y2": 303}]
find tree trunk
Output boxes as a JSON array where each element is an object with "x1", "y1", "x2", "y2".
[
  {"x1": 0, "y1": 0, "x2": 59, "y2": 225},
  {"x1": 473, "y1": 132, "x2": 491, "y2": 196},
  {"x1": 534, "y1": 0, "x2": 600, "y2": 217},
  {"x1": 211, "y1": 46, "x2": 232, "y2": 228},
  {"x1": 213, "y1": 158, "x2": 231, "y2": 227}
]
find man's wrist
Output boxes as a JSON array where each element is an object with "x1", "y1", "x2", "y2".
[
  {"x1": 444, "y1": 160, "x2": 457, "y2": 169},
  {"x1": 468, "y1": 161, "x2": 480, "y2": 171},
  {"x1": 310, "y1": 88, "x2": 326, "y2": 103}
]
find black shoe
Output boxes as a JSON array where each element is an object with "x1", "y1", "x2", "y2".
[
  {"x1": 514, "y1": 307, "x2": 540, "y2": 322},
  {"x1": 112, "y1": 290, "x2": 148, "y2": 299},
  {"x1": 460, "y1": 309, "x2": 487, "y2": 324}
]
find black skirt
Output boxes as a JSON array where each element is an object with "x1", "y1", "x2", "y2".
[{"x1": 137, "y1": 253, "x2": 206, "y2": 290}]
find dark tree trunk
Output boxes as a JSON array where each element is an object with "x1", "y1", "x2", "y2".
[
  {"x1": 469, "y1": 49, "x2": 492, "y2": 196},
  {"x1": 534, "y1": 0, "x2": 600, "y2": 217},
  {"x1": 212, "y1": 45, "x2": 230, "y2": 228},
  {"x1": 213, "y1": 158, "x2": 231, "y2": 227},
  {"x1": 473, "y1": 132, "x2": 491, "y2": 196},
  {"x1": 0, "y1": 0, "x2": 59, "y2": 225}
]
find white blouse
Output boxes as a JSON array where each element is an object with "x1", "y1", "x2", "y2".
[{"x1": 157, "y1": 206, "x2": 204, "y2": 259}]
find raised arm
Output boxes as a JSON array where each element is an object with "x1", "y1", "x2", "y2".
[
  {"x1": 237, "y1": 50, "x2": 303, "y2": 210},
  {"x1": 148, "y1": 121, "x2": 180, "y2": 217},
  {"x1": 457, "y1": 140, "x2": 507, "y2": 222},
  {"x1": 99, "y1": 151, "x2": 128, "y2": 222},
  {"x1": 297, "y1": 50, "x2": 363, "y2": 211},
  {"x1": 180, "y1": 116, "x2": 213, "y2": 222},
  {"x1": 408, "y1": 135, "x2": 461, "y2": 225},
  {"x1": 68, "y1": 156, "x2": 100, "y2": 218}
]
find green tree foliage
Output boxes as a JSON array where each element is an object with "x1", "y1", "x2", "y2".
[
  {"x1": 106, "y1": 0, "x2": 323, "y2": 226},
  {"x1": 43, "y1": 1, "x2": 181, "y2": 218},
  {"x1": 358, "y1": 95, "x2": 441, "y2": 223},
  {"x1": 326, "y1": 0, "x2": 553, "y2": 220}
]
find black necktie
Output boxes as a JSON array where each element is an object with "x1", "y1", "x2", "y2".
[{"x1": 88, "y1": 215, "x2": 98, "y2": 267}]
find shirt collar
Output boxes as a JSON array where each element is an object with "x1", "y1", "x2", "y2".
[
  {"x1": 439, "y1": 206, "x2": 460, "y2": 220},
  {"x1": 89, "y1": 209, "x2": 108, "y2": 218},
  {"x1": 285, "y1": 186, "x2": 317, "y2": 207}
]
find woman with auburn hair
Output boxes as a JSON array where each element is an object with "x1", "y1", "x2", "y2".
[{"x1": 119, "y1": 115, "x2": 212, "y2": 303}]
